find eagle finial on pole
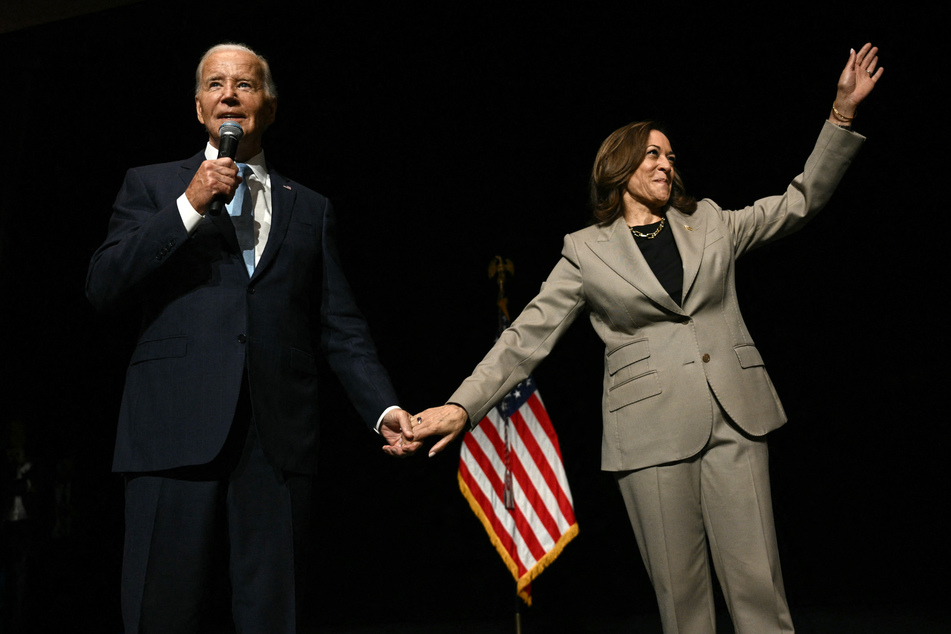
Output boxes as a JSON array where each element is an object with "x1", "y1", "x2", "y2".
[{"x1": 488, "y1": 256, "x2": 515, "y2": 323}]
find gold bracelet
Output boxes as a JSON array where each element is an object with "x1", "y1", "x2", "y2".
[{"x1": 831, "y1": 102, "x2": 854, "y2": 122}]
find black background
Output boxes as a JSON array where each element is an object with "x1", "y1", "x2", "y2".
[{"x1": 2, "y1": 1, "x2": 946, "y2": 631}]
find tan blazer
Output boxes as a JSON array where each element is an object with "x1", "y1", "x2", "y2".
[{"x1": 450, "y1": 121, "x2": 865, "y2": 472}]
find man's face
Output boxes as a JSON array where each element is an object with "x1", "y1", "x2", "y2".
[{"x1": 195, "y1": 49, "x2": 276, "y2": 160}]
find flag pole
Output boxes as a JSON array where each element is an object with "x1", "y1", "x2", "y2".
[
  {"x1": 515, "y1": 590, "x2": 522, "y2": 634},
  {"x1": 489, "y1": 257, "x2": 516, "y2": 510},
  {"x1": 466, "y1": 255, "x2": 576, "y2": 632},
  {"x1": 489, "y1": 256, "x2": 523, "y2": 634}
]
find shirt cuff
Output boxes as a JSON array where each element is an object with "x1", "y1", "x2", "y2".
[
  {"x1": 375, "y1": 405, "x2": 402, "y2": 434},
  {"x1": 177, "y1": 193, "x2": 204, "y2": 234}
]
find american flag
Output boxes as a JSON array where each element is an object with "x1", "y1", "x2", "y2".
[{"x1": 458, "y1": 373, "x2": 578, "y2": 605}]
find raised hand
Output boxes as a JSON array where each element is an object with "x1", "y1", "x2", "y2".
[
  {"x1": 380, "y1": 408, "x2": 422, "y2": 457},
  {"x1": 412, "y1": 404, "x2": 469, "y2": 458},
  {"x1": 830, "y1": 42, "x2": 883, "y2": 124}
]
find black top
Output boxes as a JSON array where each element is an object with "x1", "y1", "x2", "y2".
[{"x1": 630, "y1": 218, "x2": 683, "y2": 307}]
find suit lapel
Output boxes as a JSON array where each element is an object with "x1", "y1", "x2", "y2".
[
  {"x1": 588, "y1": 216, "x2": 684, "y2": 315},
  {"x1": 252, "y1": 167, "x2": 295, "y2": 279},
  {"x1": 667, "y1": 208, "x2": 706, "y2": 302}
]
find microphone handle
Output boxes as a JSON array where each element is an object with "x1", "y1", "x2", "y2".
[{"x1": 207, "y1": 135, "x2": 241, "y2": 216}]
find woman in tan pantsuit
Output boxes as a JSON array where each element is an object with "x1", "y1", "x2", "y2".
[{"x1": 407, "y1": 44, "x2": 883, "y2": 633}]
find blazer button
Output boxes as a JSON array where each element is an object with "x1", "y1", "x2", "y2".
[
  {"x1": 247, "y1": 287, "x2": 255, "y2": 294},
  {"x1": 237, "y1": 334, "x2": 247, "y2": 343},
  {"x1": 702, "y1": 353, "x2": 710, "y2": 363}
]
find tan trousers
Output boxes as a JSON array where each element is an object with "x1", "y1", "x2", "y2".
[{"x1": 615, "y1": 399, "x2": 794, "y2": 634}]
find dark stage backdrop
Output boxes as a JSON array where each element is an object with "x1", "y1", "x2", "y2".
[{"x1": 1, "y1": 2, "x2": 945, "y2": 631}]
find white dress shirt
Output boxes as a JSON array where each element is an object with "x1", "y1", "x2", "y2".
[{"x1": 176, "y1": 145, "x2": 271, "y2": 269}]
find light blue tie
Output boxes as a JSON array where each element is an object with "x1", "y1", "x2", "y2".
[{"x1": 227, "y1": 163, "x2": 255, "y2": 276}]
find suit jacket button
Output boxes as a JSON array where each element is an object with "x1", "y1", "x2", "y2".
[
  {"x1": 702, "y1": 353, "x2": 710, "y2": 363},
  {"x1": 247, "y1": 287, "x2": 255, "y2": 294},
  {"x1": 237, "y1": 334, "x2": 247, "y2": 343}
]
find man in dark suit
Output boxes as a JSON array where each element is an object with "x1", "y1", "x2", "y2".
[{"x1": 86, "y1": 43, "x2": 420, "y2": 633}]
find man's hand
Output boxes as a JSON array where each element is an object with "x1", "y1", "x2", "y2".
[
  {"x1": 184, "y1": 158, "x2": 242, "y2": 214},
  {"x1": 412, "y1": 404, "x2": 469, "y2": 458},
  {"x1": 380, "y1": 408, "x2": 422, "y2": 457}
]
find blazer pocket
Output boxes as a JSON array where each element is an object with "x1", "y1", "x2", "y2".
[
  {"x1": 734, "y1": 344, "x2": 765, "y2": 368},
  {"x1": 289, "y1": 220, "x2": 317, "y2": 236},
  {"x1": 606, "y1": 338, "x2": 651, "y2": 376},
  {"x1": 289, "y1": 346, "x2": 318, "y2": 375},
  {"x1": 607, "y1": 370, "x2": 662, "y2": 411},
  {"x1": 129, "y1": 336, "x2": 187, "y2": 365}
]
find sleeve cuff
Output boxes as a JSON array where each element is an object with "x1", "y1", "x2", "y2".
[
  {"x1": 176, "y1": 194, "x2": 204, "y2": 234},
  {"x1": 374, "y1": 405, "x2": 402, "y2": 434}
]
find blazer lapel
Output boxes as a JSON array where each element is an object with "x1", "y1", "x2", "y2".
[
  {"x1": 177, "y1": 151, "x2": 205, "y2": 184},
  {"x1": 588, "y1": 216, "x2": 684, "y2": 315},
  {"x1": 252, "y1": 167, "x2": 295, "y2": 279},
  {"x1": 667, "y1": 208, "x2": 706, "y2": 302}
]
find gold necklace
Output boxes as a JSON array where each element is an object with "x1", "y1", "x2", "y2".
[{"x1": 629, "y1": 217, "x2": 665, "y2": 239}]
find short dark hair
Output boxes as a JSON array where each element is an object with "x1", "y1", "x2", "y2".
[{"x1": 590, "y1": 121, "x2": 696, "y2": 225}]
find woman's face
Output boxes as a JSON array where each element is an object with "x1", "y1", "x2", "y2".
[{"x1": 624, "y1": 130, "x2": 676, "y2": 213}]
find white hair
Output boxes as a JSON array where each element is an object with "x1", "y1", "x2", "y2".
[{"x1": 194, "y1": 43, "x2": 278, "y2": 100}]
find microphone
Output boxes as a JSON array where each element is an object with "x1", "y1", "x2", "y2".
[{"x1": 207, "y1": 121, "x2": 244, "y2": 216}]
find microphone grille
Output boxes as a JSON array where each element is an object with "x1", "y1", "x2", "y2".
[{"x1": 218, "y1": 121, "x2": 244, "y2": 140}]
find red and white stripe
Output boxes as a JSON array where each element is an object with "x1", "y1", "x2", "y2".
[{"x1": 458, "y1": 387, "x2": 578, "y2": 605}]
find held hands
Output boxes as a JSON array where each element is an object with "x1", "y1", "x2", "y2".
[
  {"x1": 380, "y1": 408, "x2": 423, "y2": 457},
  {"x1": 184, "y1": 158, "x2": 243, "y2": 215},
  {"x1": 380, "y1": 404, "x2": 469, "y2": 458},
  {"x1": 410, "y1": 404, "x2": 469, "y2": 458},
  {"x1": 830, "y1": 42, "x2": 884, "y2": 124}
]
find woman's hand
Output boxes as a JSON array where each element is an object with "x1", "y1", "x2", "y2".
[
  {"x1": 412, "y1": 404, "x2": 470, "y2": 457},
  {"x1": 830, "y1": 42, "x2": 884, "y2": 124}
]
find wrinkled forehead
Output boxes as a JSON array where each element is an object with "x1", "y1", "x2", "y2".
[{"x1": 201, "y1": 50, "x2": 265, "y2": 81}]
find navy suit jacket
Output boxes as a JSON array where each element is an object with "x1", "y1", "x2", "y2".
[{"x1": 87, "y1": 151, "x2": 397, "y2": 474}]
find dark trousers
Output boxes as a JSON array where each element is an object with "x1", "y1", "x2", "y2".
[{"x1": 120, "y1": 397, "x2": 314, "y2": 634}]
